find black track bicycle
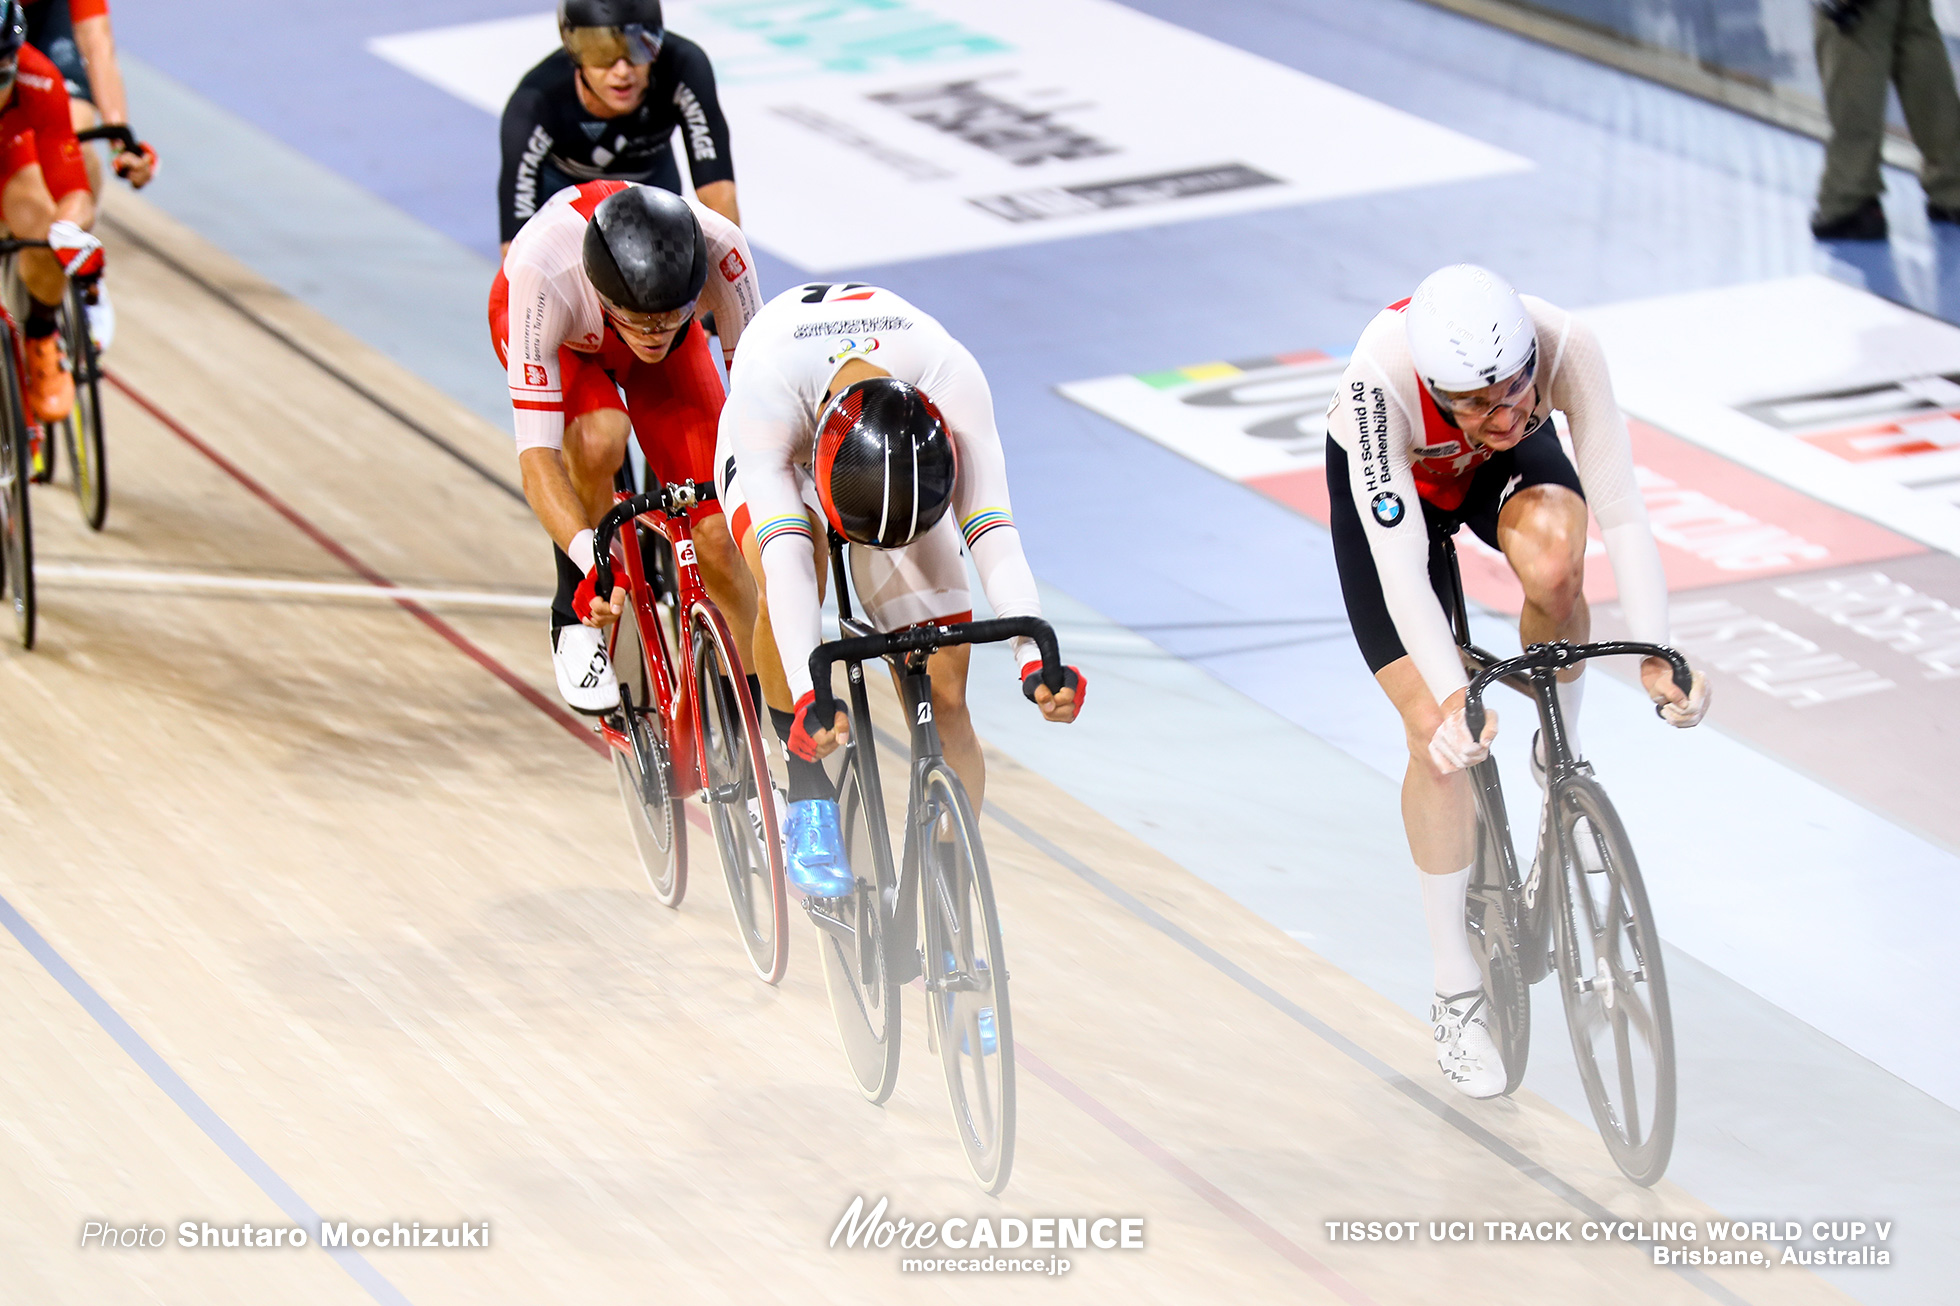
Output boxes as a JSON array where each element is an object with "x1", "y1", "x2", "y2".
[
  {"x1": 803, "y1": 529, "x2": 1068, "y2": 1195},
  {"x1": 1437, "y1": 529, "x2": 1690, "y2": 1186}
]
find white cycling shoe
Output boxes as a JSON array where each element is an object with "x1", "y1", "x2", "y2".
[
  {"x1": 551, "y1": 624, "x2": 619, "y2": 715},
  {"x1": 1431, "y1": 988, "x2": 1507, "y2": 1099}
]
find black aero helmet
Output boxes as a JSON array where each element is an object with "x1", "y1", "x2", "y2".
[
  {"x1": 582, "y1": 186, "x2": 707, "y2": 316},
  {"x1": 559, "y1": 0, "x2": 664, "y2": 65},
  {"x1": 815, "y1": 378, "x2": 958, "y2": 549}
]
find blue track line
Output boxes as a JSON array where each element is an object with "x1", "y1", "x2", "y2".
[{"x1": 0, "y1": 891, "x2": 415, "y2": 1306}]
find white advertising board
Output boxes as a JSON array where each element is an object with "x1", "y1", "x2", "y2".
[{"x1": 371, "y1": 0, "x2": 1531, "y2": 269}]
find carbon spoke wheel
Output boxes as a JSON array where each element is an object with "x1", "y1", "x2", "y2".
[
  {"x1": 690, "y1": 605, "x2": 788, "y2": 984},
  {"x1": 1467, "y1": 763, "x2": 1530, "y2": 1096},
  {"x1": 0, "y1": 324, "x2": 36, "y2": 648},
  {"x1": 816, "y1": 740, "x2": 902, "y2": 1103},
  {"x1": 61, "y1": 281, "x2": 106, "y2": 530},
  {"x1": 1551, "y1": 776, "x2": 1676, "y2": 1186},
  {"x1": 612, "y1": 604, "x2": 684, "y2": 905},
  {"x1": 919, "y1": 763, "x2": 1015, "y2": 1194}
]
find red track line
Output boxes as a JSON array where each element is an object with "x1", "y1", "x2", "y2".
[
  {"x1": 106, "y1": 368, "x2": 607, "y2": 758},
  {"x1": 1017, "y1": 1043, "x2": 1380, "y2": 1305}
]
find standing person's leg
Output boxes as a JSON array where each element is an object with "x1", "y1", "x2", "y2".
[
  {"x1": 1892, "y1": 0, "x2": 1960, "y2": 215},
  {"x1": 1814, "y1": 0, "x2": 1903, "y2": 232}
]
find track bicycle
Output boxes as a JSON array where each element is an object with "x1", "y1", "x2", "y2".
[
  {"x1": 1436, "y1": 528, "x2": 1690, "y2": 1185},
  {"x1": 20, "y1": 125, "x2": 132, "y2": 531},
  {"x1": 804, "y1": 527, "x2": 1070, "y2": 1195},
  {"x1": 0, "y1": 247, "x2": 31, "y2": 649},
  {"x1": 590, "y1": 479, "x2": 789, "y2": 983}
]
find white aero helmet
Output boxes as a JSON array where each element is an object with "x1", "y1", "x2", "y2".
[{"x1": 1405, "y1": 264, "x2": 1535, "y2": 395}]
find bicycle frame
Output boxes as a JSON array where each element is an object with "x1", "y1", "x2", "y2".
[
  {"x1": 803, "y1": 534, "x2": 1065, "y2": 976},
  {"x1": 593, "y1": 483, "x2": 717, "y2": 797}
]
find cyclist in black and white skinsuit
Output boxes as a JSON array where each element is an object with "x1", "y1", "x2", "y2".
[
  {"x1": 498, "y1": 0, "x2": 736, "y2": 251},
  {"x1": 1324, "y1": 265, "x2": 1710, "y2": 1099},
  {"x1": 719, "y1": 282, "x2": 1083, "y2": 897}
]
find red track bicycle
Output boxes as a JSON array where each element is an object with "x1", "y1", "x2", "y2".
[{"x1": 591, "y1": 478, "x2": 789, "y2": 983}]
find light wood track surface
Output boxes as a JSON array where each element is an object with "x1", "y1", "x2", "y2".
[{"x1": 0, "y1": 190, "x2": 1853, "y2": 1305}]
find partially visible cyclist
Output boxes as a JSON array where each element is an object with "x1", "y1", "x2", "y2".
[
  {"x1": 1324, "y1": 264, "x2": 1710, "y2": 1099},
  {"x1": 24, "y1": 0, "x2": 158, "y2": 350},
  {"x1": 719, "y1": 282, "x2": 1083, "y2": 898},
  {"x1": 0, "y1": 0, "x2": 102, "y2": 424},
  {"x1": 490, "y1": 179, "x2": 762, "y2": 712},
  {"x1": 499, "y1": 0, "x2": 736, "y2": 255}
]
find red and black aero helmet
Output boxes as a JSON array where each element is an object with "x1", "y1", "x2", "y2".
[{"x1": 814, "y1": 378, "x2": 957, "y2": 548}]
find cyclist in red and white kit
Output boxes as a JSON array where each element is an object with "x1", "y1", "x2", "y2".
[
  {"x1": 490, "y1": 179, "x2": 761, "y2": 710},
  {"x1": 1325, "y1": 264, "x2": 1710, "y2": 1099},
  {"x1": 719, "y1": 282, "x2": 1082, "y2": 897}
]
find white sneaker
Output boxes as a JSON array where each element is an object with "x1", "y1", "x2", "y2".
[
  {"x1": 85, "y1": 284, "x2": 115, "y2": 354},
  {"x1": 1431, "y1": 988, "x2": 1507, "y2": 1099},
  {"x1": 551, "y1": 623, "x2": 618, "y2": 714}
]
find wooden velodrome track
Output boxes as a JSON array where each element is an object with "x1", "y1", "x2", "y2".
[{"x1": 0, "y1": 191, "x2": 1853, "y2": 1305}]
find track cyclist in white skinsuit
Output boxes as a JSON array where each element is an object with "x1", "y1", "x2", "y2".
[
  {"x1": 1324, "y1": 265, "x2": 1711, "y2": 1099},
  {"x1": 719, "y1": 281, "x2": 1083, "y2": 897}
]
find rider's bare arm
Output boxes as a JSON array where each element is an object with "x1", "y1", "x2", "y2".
[{"x1": 71, "y1": 11, "x2": 126, "y2": 126}]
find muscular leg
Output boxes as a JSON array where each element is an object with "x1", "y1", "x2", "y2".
[
  {"x1": 3, "y1": 164, "x2": 65, "y2": 304},
  {"x1": 1495, "y1": 484, "x2": 1591, "y2": 753},
  {"x1": 1378, "y1": 657, "x2": 1476, "y2": 875},
  {"x1": 560, "y1": 408, "x2": 630, "y2": 527},
  {"x1": 692, "y1": 512, "x2": 758, "y2": 669}
]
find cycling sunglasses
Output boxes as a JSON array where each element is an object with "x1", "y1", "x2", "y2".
[
  {"x1": 1430, "y1": 346, "x2": 1538, "y2": 422},
  {"x1": 563, "y1": 22, "x2": 663, "y2": 68},
  {"x1": 600, "y1": 293, "x2": 696, "y2": 338}
]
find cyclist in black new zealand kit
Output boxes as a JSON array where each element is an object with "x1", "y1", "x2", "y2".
[{"x1": 498, "y1": 0, "x2": 737, "y2": 252}]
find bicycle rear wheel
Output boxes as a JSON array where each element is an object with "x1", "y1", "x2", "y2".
[
  {"x1": 919, "y1": 761, "x2": 1015, "y2": 1194},
  {"x1": 689, "y1": 603, "x2": 788, "y2": 984},
  {"x1": 611, "y1": 602, "x2": 685, "y2": 905},
  {"x1": 60, "y1": 281, "x2": 106, "y2": 531},
  {"x1": 1467, "y1": 763, "x2": 1530, "y2": 1096},
  {"x1": 0, "y1": 324, "x2": 36, "y2": 648},
  {"x1": 1551, "y1": 775, "x2": 1676, "y2": 1185},
  {"x1": 816, "y1": 731, "x2": 902, "y2": 1103}
]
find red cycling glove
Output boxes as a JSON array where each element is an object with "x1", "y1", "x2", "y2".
[
  {"x1": 1021, "y1": 662, "x2": 1086, "y2": 717},
  {"x1": 788, "y1": 690, "x2": 832, "y2": 761},
  {"x1": 572, "y1": 567, "x2": 600, "y2": 621},
  {"x1": 114, "y1": 141, "x2": 158, "y2": 188}
]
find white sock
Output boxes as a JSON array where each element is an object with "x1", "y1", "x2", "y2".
[{"x1": 1420, "y1": 867, "x2": 1483, "y2": 996}]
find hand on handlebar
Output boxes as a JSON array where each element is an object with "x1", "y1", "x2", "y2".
[
  {"x1": 572, "y1": 565, "x2": 626, "y2": 629},
  {"x1": 790, "y1": 690, "x2": 849, "y2": 761},
  {"x1": 1642, "y1": 657, "x2": 1711, "y2": 727},
  {"x1": 1430, "y1": 702, "x2": 1497, "y2": 773},
  {"x1": 1021, "y1": 662, "x2": 1086, "y2": 723},
  {"x1": 114, "y1": 141, "x2": 158, "y2": 189}
]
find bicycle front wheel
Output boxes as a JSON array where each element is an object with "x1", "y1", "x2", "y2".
[
  {"x1": 817, "y1": 734, "x2": 902, "y2": 1103},
  {"x1": 612, "y1": 600, "x2": 685, "y2": 905},
  {"x1": 689, "y1": 603, "x2": 788, "y2": 984},
  {"x1": 1467, "y1": 763, "x2": 1530, "y2": 1096},
  {"x1": 60, "y1": 281, "x2": 106, "y2": 531},
  {"x1": 1551, "y1": 775, "x2": 1676, "y2": 1185},
  {"x1": 0, "y1": 324, "x2": 35, "y2": 648},
  {"x1": 919, "y1": 762, "x2": 1015, "y2": 1194}
]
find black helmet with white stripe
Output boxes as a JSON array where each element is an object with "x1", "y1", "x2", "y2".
[{"x1": 814, "y1": 378, "x2": 957, "y2": 549}]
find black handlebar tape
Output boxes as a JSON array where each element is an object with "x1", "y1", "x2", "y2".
[
  {"x1": 807, "y1": 616, "x2": 1064, "y2": 733},
  {"x1": 77, "y1": 124, "x2": 139, "y2": 149},
  {"x1": 589, "y1": 482, "x2": 721, "y2": 596}
]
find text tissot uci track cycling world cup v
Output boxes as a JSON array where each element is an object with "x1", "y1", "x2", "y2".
[{"x1": 5, "y1": 0, "x2": 1959, "y2": 1303}]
